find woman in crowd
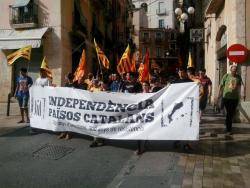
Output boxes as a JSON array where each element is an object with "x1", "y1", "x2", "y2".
[
  {"x1": 89, "y1": 78, "x2": 106, "y2": 147},
  {"x1": 58, "y1": 73, "x2": 75, "y2": 140}
]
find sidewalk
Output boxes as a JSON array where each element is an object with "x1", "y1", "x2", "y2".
[
  {"x1": 0, "y1": 102, "x2": 27, "y2": 135},
  {"x1": 108, "y1": 107, "x2": 250, "y2": 188},
  {"x1": 0, "y1": 105, "x2": 250, "y2": 187}
]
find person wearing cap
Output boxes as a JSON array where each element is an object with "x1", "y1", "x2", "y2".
[{"x1": 217, "y1": 64, "x2": 245, "y2": 135}]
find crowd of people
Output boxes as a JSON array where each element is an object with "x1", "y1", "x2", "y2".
[{"x1": 14, "y1": 64, "x2": 245, "y2": 155}]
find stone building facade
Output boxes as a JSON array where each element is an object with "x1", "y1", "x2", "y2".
[
  {"x1": 0, "y1": 0, "x2": 132, "y2": 102},
  {"x1": 204, "y1": 0, "x2": 250, "y2": 122},
  {"x1": 139, "y1": 28, "x2": 179, "y2": 73},
  {"x1": 132, "y1": 0, "x2": 175, "y2": 29}
]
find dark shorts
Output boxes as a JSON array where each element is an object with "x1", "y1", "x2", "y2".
[{"x1": 17, "y1": 96, "x2": 29, "y2": 109}]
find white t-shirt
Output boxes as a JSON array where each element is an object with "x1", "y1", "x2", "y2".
[{"x1": 35, "y1": 77, "x2": 51, "y2": 87}]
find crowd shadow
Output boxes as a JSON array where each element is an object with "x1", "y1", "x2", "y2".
[{"x1": 1, "y1": 119, "x2": 250, "y2": 158}]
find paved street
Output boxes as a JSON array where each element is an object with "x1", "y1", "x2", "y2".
[{"x1": 0, "y1": 105, "x2": 250, "y2": 188}]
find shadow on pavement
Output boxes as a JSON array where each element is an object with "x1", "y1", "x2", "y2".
[{"x1": 1, "y1": 108, "x2": 250, "y2": 159}]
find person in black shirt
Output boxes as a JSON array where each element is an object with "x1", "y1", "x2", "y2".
[
  {"x1": 150, "y1": 77, "x2": 163, "y2": 92},
  {"x1": 172, "y1": 68, "x2": 194, "y2": 150},
  {"x1": 172, "y1": 67, "x2": 193, "y2": 84},
  {"x1": 121, "y1": 72, "x2": 142, "y2": 93},
  {"x1": 76, "y1": 76, "x2": 88, "y2": 90}
]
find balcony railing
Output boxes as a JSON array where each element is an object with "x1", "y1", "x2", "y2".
[
  {"x1": 156, "y1": 8, "x2": 168, "y2": 15},
  {"x1": 155, "y1": 37, "x2": 163, "y2": 43},
  {"x1": 141, "y1": 37, "x2": 151, "y2": 43},
  {"x1": 9, "y1": 3, "x2": 38, "y2": 29}
]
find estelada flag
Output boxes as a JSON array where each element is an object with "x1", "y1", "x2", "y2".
[
  {"x1": 187, "y1": 51, "x2": 194, "y2": 68},
  {"x1": 130, "y1": 52, "x2": 137, "y2": 73},
  {"x1": 40, "y1": 57, "x2": 52, "y2": 79},
  {"x1": 138, "y1": 49, "x2": 150, "y2": 82},
  {"x1": 73, "y1": 49, "x2": 86, "y2": 82},
  {"x1": 94, "y1": 38, "x2": 110, "y2": 69},
  {"x1": 7, "y1": 45, "x2": 32, "y2": 65},
  {"x1": 117, "y1": 44, "x2": 135, "y2": 75}
]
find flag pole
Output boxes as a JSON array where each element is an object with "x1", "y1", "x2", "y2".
[
  {"x1": 94, "y1": 39, "x2": 104, "y2": 80},
  {"x1": 96, "y1": 51, "x2": 103, "y2": 80}
]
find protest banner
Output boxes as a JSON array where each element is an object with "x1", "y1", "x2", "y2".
[{"x1": 30, "y1": 82, "x2": 199, "y2": 140}]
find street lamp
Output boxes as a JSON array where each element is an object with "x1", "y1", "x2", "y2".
[{"x1": 174, "y1": 1, "x2": 195, "y2": 33}]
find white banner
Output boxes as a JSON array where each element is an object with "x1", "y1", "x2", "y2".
[{"x1": 30, "y1": 82, "x2": 199, "y2": 140}]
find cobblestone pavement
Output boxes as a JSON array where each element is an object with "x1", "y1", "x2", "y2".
[{"x1": 109, "y1": 108, "x2": 250, "y2": 188}]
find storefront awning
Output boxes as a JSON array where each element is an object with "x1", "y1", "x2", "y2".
[
  {"x1": 12, "y1": 0, "x2": 31, "y2": 8},
  {"x1": 0, "y1": 27, "x2": 49, "y2": 49}
]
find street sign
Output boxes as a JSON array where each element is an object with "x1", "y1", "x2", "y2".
[
  {"x1": 190, "y1": 29, "x2": 203, "y2": 43},
  {"x1": 227, "y1": 44, "x2": 249, "y2": 64}
]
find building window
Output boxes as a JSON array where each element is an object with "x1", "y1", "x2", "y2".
[
  {"x1": 156, "y1": 48, "x2": 162, "y2": 57},
  {"x1": 142, "y1": 47, "x2": 147, "y2": 56},
  {"x1": 141, "y1": 3, "x2": 148, "y2": 12},
  {"x1": 156, "y1": 32, "x2": 163, "y2": 40},
  {"x1": 159, "y1": 2, "x2": 165, "y2": 12},
  {"x1": 170, "y1": 33, "x2": 176, "y2": 40},
  {"x1": 159, "y1": 19, "x2": 164, "y2": 28},
  {"x1": 170, "y1": 43, "x2": 176, "y2": 50},
  {"x1": 142, "y1": 32, "x2": 150, "y2": 42},
  {"x1": 10, "y1": 0, "x2": 38, "y2": 27}
]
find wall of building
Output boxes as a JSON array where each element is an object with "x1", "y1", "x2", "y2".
[
  {"x1": 0, "y1": 0, "x2": 15, "y2": 102},
  {"x1": 204, "y1": 0, "x2": 250, "y2": 122},
  {"x1": 132, "y1": 0, "x2": 175, "y2": 29},
  {"x1": 40, "y1": 0, "x2": 73, "y2": 86},
  {"x1": 204, "y1": 14, "x2": 217, "y2": 100},
  {"x1": 246, "y1": 0, "x2": 250, "y2": 101},
  {"x1": 240, "y1": 0, "x2": 250, "y2": 122},
  {"x1": 0, "y1": 0, "x2": 73, "y2": 102},
  {"x1": 132, "y1": 9, "x2": 148, "y2": 49}
]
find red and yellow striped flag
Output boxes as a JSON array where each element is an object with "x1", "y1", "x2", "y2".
[
  {"x1": 131, "y1": 52, "x2": 137, "y2": 73},
  {"x1": 40, "y1": 57, "x2": 52, "y2": 79},
  {"x1": 7, "y1": 45, "x2": 32, "y2": 65},
  {"x1": 117, "y1": 44, "x2": 135, "y2": 75},
  {"x1": 138, "y1": 49, "x2": 150, "y2": 82},
  {"x1": 73, "y1": 49, "x2": 86, "y2": 82},
  {"x1": 94, "y1": 38, "x2": 110, "y2": 69}
]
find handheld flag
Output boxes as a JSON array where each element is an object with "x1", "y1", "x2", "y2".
[
  {"x1": 187, "y1": 51, "x2": 194, "y2": 68},
  {"x1": 94, "y1": 39, "x2": 110, "y2": 69},
  {"x1": 7, "y1": 45, "x2": 32, "y2": 65},
  {"x1": 138, "y1": 49, "x2": 150, "y2": 82},
  {"x1": 73, "y1": 49, "x2": 86, "y2": 82},
  {"x1": 178, "y1": 55, "x2": 183, "y2": 67},
  {"x1": 131, "y1": 52, "x2": 137, "y2": 73},
  {"x1": 40, "y1": 57, "x2": 52, "y2": 79},
  {"x1": 117, "y1": 44, "x2": 135, "y2": 75}
]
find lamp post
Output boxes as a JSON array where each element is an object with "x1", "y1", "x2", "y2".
[{"x1": 174, "y1": 1, "x2": 195, "y2": 33}]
